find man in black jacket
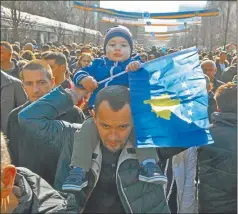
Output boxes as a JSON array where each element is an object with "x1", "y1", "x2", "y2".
[
  {"x1": 221, "y1": 56, "x2": 237, "y2": 83},
  {"x1": 215, "y1": 51, "x2": 229, "y2": 80},
  {"x1": 6, "y1": 60, "x2": 85, "y2": 186},
  {"x1": 198, "y1": 82, "x2": 237, "y2": 213},
  {"x1": 1, "y1": 133, "x2": 77, "y2": 213}
]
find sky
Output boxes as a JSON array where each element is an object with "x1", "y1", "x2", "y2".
[
  {"x1": 100, "y1": 1, "x2": 207, "y2": 32},
  {"x1": 100, "y1": 1, "x2": 207, "y2": 13}
]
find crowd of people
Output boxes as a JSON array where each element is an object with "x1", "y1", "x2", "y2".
[{"x1": 0, "y1": 25, "x2": 237, "y2": 213}]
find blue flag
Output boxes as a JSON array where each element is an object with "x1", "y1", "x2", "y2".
[{"x1": 128, "y1": 47, "x2": 213, "y2": 148}]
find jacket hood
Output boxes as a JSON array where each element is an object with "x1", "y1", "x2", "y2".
[
  {"x1": 13, "y1": 167, "x2": 77, "y2": 213},
  {"x1": 211, "y1": 112, "x2": 237, "y2": 127}
]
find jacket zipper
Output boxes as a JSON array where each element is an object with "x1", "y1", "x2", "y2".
[
  {"x1": 117, "y1": 174, "x2": 133, "y2": 213},
  {"x1": 80, "y1": 160, "x2": 101, "y2": 213},
  {"x1": 116, "y1": 149, "x2": 134, "y2": 213},
  {"x1": 105, "y1": 61, "x2": 118, "y2": 87}
]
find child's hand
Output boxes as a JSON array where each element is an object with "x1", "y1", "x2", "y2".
[
  {"x1": 125, "y1": 61, "x2": 141, "y2": 72},
  {"x1": 80, "y1": 76, "x2": 98, "y2": 93}
]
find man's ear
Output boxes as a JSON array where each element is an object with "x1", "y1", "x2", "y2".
[
  {"x1": 51, "y1": 77, "x2": 55, "y2": 88},
  {"x1": 60, "y1": 64, "x2": 66, "y2": 73},
  {"x1": 1, "y1": 165, "x2": 17, "y2": 198}
]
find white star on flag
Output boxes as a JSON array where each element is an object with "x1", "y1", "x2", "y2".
[
  {"x1": 188, "y1": 102, "x2": 194, "y2": 107},
  {"x1": 188, "y1": 110, "x2": 193, "y2": 116},
  {"x1": 185, "y1": 89, "x2": 191, "y2": 95},
  {"x1": 181, "y1": 82, "x2": 187, "y2": 88}
]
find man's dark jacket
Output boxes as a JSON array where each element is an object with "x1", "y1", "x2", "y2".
[
  {"x1": 2, "y1": 58, "x2": 21, "y2": 79},
  {"x1": 208, "y1": 91, "x2": 217, "y2": 123},
  {"x1": 7, "y1": 100, "x2": 85, "y2": 187},
  {"x1": 215, "y1": 60, "x2": 229, "y2": 80},
  {"x1": 198, "y1": 112, "x2": 237, "y2": 213},
  {"x1": 211, "y1": 77, "x2": 224, "y2": 93},
  {"x1": 13, "y1": 167, "x2": 77, "y2": 213},
  {"x1": 221, "y1": 64, "x2": 237, "y2": 83}
]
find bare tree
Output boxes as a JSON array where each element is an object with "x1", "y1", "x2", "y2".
[
  {"x1": 1, "y1": 1, "x2": 37, "y2": 42},
  {"x1": 223, "y1": 1, "x2": 232, "y2": 49},
  {"x1": 81, "y1": 1, "x2": 90, "y2": 44},
  {"x1": 168, "y1": 1, "x2": 237, "y2": 50}
]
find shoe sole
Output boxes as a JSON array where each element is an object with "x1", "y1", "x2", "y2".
[
  {"x1": 62, "y1": 181, "x2": 88, "y2": 191},
  {"x1": 139, "y1": 175, "x2": 168, "y2": 184}
]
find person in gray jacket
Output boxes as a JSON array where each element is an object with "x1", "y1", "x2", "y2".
[
  {"x1": 18, "y1": 82, "x2": 190, "y2": 213},
  {"x1": 0, "y1": 132, "x2": 77, "y2": 213},
  {"x1": 1, "y1": 70, "x2": 27, "y2": 134}
]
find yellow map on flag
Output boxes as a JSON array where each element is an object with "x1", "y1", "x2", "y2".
[{"x1": 144, "y1": 94, "x2": 181, "y2": 120}]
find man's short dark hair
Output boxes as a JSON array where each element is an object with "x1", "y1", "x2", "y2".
[
  {"x1": 94, "y1": 86, "x2": 130, "y2": 113},
  {"x1": 21, "y1": 50, "x2": 36, "y2": 61},
  {"x1": 12, "y1": 44, "x2": 20, "y2": 53},
  {"x1": 42, "y1": 44, "x2": 50, "y2": 52},
  {"x1": 43, "y1": 52, "x2": 67, "y2": 65},
  {"x1": 215, "y1": 82, "x2": 237, "y2": 113},
  {"x1": 21, "y1": 59, "x2": 53, "y2": 81},
  {"x1": 63, "y1": 49, "x2": 70, "y2": 58}
]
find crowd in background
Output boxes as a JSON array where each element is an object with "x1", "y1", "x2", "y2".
[{"x1": 0, "y1": 31, "x2": 237, "y2": 214}]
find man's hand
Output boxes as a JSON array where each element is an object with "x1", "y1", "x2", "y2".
[
  {"x1": 70, "y1": 83, "x2": 88, "y2": 101},
  {"x1": 125, "y1": 61, "x2": 141, "y2": 72},
  {"x1": 80, "y1": 76, "x2": 98, "y2": 93}
]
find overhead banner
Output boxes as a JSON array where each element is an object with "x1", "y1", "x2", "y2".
[
  {"x1": 143, "y1": 28, "x2": 190, "y2": 36},
  {"x1": 100, "y1": 17, "x2": 201, "y2": 27},
  {"x1": 73, "y1": 1, "x2": 219, "y2": 20}
]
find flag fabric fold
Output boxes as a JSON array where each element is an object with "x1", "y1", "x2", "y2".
[{"x1": 128, "y1": 47, "x2": 213, "y2": 148}]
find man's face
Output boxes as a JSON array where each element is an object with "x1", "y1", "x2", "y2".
[
  {"x1": 220, "y1": 53, "x2": 227, "y2": 62},
  {"x1": 202, "y1": 63, "x2": 216, "y2": 80},
  {"x1": 45, "y1": 59, "x2": 65, "y2": 79},
  {"x1": 22, "y1": 69, "x2": 55, "y2": 102},
  {"x1": 0, "y1": 46, "x2": 12, "y2": 63},
  {"x1": 106, "y1": 37, "x2": 131, "y2": 62},
  {"x1": 93, "y1": 101, "x2": 133, "y2": 153}
]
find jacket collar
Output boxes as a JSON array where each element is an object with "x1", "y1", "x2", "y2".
[
  {"x1": 1, "y1": 70, "x2": 13, "y2": 89},
  {"x1": 102, "y1": 54, "x2": 141, "y2": 67},
  {"x1": 91, "y1": 140, "x2": 137, "y2": 184}
]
